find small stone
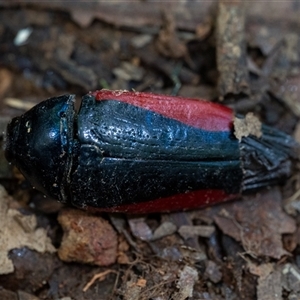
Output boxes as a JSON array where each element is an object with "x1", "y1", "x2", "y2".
[
  {"x1": 204, "y1": 260, "x2": 222, "y2": 284},
  {"x1": 58, "y1": 208, "x2": 117, "y2": 266},
  {"x1": 152, "y1": 221, "x2": 177, "y2": 240},
  {"x1": 178, "y1": 225, "x2": 215, "y2": 239}
]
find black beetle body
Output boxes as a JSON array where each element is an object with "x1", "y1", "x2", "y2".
[
  {"x1": 5, "y1": 90, "x2": 298, "y2": 213},
  {"x1": 6, "y1": 95, "x2": 75, "y2": 201}
]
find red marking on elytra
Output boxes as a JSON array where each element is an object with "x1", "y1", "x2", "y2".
[
  {"x1": 91, "y1": 90, "x2": 233, "y2": 132},
  {"x1": 86, "y1": 189, "x2": 239, "y2": 214}
]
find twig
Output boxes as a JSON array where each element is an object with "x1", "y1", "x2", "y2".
[{"x1": 83, "y1": 269, "x2": 118, "y2": 292}]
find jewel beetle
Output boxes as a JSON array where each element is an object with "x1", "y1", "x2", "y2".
[{"x1": 5, "y1": 90, "x2": 298, "y2": 213}]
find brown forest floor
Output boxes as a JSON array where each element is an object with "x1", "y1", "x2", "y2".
[{"x1": 1, "y1": 1, "x2": 300, "y2": 300}]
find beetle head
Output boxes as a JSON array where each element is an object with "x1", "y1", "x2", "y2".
[{"x1": 5, "y1": 95, "x2": 76, "y2": 202}]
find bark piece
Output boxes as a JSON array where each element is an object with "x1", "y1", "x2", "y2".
[{"x1": 217, "y1": 0, "x2": 250, "y2": 97}]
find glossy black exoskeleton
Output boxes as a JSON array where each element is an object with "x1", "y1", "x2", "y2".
[
  {"x1": 5, "y1": 95, "x2": 75, "y2": 202},
  {"x1": 5, "y1": 90, "x2": 298, "y2": 213}
]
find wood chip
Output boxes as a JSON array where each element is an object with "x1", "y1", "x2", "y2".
[
  {"x1": 234, "y1": 112, "x2": 262, "y2": 141},
  {"x1": 178, "y1": 225, "x2": 215, "y2": 239}
]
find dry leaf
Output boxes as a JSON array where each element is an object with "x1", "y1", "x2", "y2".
[
  {"x1": 214, "y1": 188, "x2": 296, "y2": 259},
  {"x1": 0, "y1": 185, "x2": 55, "y2": 275}
]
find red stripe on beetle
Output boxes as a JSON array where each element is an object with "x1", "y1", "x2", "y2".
[
  {"x1": 86, "y1": 189, "x2": 239, "y2": 214},
  {"x1": 91, "y1": 90, "x2": 233, "y2": 132}
]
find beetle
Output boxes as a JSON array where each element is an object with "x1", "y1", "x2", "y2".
[{"x1": 5, "y1": 90, "x2": 298, "y2": 213}]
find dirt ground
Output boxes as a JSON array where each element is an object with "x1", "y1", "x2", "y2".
[{"x1": 0, "y1": 1, "x2": 300, "y2": 299}]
